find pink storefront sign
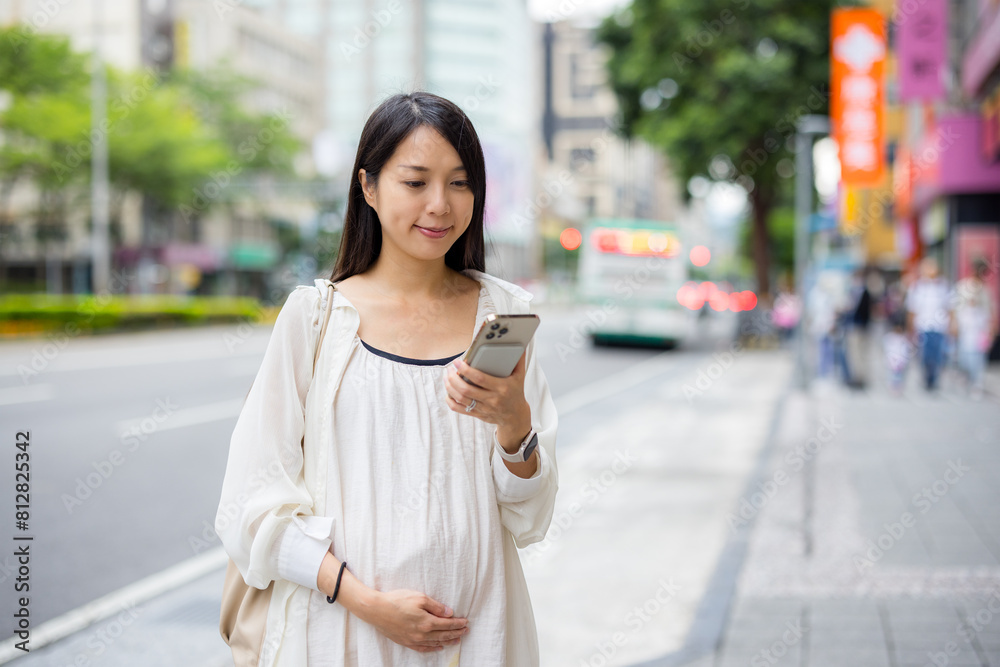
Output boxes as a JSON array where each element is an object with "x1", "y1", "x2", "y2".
[
  {"x1": 896, "y1": 0, "x2": 948, "y2": 101},
  {"x1": 912, "y1": 114, "x2": 1000, "y2": 212}
]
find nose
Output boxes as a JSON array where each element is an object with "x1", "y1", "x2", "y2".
[{"x1": 426, "y1": 184, "x2": 450, "y2": 217}]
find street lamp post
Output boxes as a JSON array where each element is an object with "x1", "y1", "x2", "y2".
[
  {"x1": 91, "y1": 0, "x2": 110, "y2": 295},
  {"x1": 793, "y1": 115, "x2": 830, "y2": 390}
]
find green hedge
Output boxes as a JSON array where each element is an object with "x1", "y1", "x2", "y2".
[{"x1": 0, "y1": 293, "x2": 277, "y2": 336}]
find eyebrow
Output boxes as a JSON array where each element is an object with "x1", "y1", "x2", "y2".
[{"x1": 397, "y1": 165, "x2": 467, "y2": 172}]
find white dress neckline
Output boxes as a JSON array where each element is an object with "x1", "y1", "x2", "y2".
[{"x1": 337, "y1": 281, "x2": 489, "y2": 368}]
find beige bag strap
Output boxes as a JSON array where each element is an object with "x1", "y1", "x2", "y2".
[{"x1": 314, "y1": 280, "x2": 336, "y2": 372}]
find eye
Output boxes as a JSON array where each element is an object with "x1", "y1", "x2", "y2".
[
  {"x1": 404, "y1": 181, "x2": 424, "y2": 188},
  {"x1": 452, "y1": 180, "x2": 470, "y2": 188}
]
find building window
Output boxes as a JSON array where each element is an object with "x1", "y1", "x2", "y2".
[{"x1": 570, "y1": 147, "x2": 595, "y2": 171}]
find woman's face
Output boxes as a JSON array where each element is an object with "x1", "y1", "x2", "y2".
[{"x1": 359, "y1": 125, "x2": 475, "y2": 262}]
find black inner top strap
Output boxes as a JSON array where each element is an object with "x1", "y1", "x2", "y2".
[{"x1": 359, "y1": 338, "x2": 465, "y2": 367}]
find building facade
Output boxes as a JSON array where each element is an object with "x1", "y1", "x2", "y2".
[{"x1": 536, "y1": 20, "x2": 685, "y2": 257}]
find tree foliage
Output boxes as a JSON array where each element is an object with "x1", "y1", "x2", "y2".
[{"x1": 0, "y1": 27, "x2": 302, "y2": 230}]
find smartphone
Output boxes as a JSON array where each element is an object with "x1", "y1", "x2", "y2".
[{"x1": 460, "y1": 313, "x2": 540, "y2": 386}]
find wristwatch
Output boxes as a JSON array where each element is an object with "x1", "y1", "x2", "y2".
[{"x1": 494, "y1": 427, "x2": 539, "y2": 463}]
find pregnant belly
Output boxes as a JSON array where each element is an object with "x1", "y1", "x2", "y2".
[{"x1": 343, "y1": 478, "x2": 498, "y2": 616}]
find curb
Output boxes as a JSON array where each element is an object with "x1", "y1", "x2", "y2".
[{"x1": 627, "y1": 380, "x2": 793, "y2": 667}]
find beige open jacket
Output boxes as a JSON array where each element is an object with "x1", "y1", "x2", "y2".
[{"x1": 215, "y1": 269, "x2": 559, "y2": 666}]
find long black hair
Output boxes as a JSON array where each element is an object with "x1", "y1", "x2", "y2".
[{"x1": 330, "y1": 92, "x2": 487, "y2": 282}]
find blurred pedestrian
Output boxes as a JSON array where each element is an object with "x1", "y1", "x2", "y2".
[
  {"x1": 952, "y1": 257, "x2": 996, "y2": 400},
  {"x1": 844, "y1": 267, "x2": 873, "y2": 389},
  {"x1": 808, "y1": 275, "x2": 838, "y2": 378},
  {"x1": 882, "y1": 279, "x2": 907, "y2": 328},
  {"x1": 216, "y1": 92, "x2": 557, "y2": 667},
  {"x1": 771, "y1": 276, "x2": 800, "y2": 343},
  {"x1": 906, "y1": 257, "x2": 951, "y2": 392},
  {"x1": 883, "y1": 316, "x2": 911, "y2": 396}
]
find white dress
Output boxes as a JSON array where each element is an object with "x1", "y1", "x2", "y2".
[
  {"x1": 217, "y1": 269, "x2": 558, "y2": 667},
  {"x1": 302, "y1": 282, "x2": 509, "y2": 666}
]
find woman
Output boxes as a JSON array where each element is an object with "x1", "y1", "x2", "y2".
[
  {"x1": 953, "y1": 258, "x2": 996, "y2": 399},
  {"x1": 215, "y1": 91, "x2": 559, "y2": 666}
]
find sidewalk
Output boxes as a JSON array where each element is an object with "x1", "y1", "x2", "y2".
[{"x1": 694, "y1": 357, "x2": 1000, "y2": 667}]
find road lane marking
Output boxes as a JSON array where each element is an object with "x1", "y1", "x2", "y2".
[
  {"x1": 0, "y1": 383, "x2": 53, "y2": 406},
  {"x1": 0, "y1": 340, "x2": 268, "y2": 377},
  {"x1": 114, "y1": 398, "x2": 245, "y2": 434}
]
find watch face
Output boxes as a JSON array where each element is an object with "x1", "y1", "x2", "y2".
[{"x1": 523, "y1": 433, "x2": 539, "y2": 461}]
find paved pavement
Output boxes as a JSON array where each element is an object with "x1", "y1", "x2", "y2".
[{"x1": 675, "y1": 342, "x2": 1000, "y2": 667}]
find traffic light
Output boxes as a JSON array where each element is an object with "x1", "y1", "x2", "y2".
[{"x1": 141, "y1": 0, "x2": 175, "y2": 72}]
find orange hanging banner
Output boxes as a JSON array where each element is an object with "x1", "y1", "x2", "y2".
[{"x1": 831, "y1": 8, "x2": 886, "y2": 187}]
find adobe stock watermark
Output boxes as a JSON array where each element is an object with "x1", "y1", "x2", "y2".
[
  {"x1": 671, "y1": 0, "x2": 752, "y2": 72},
  {"x1": 214, "y1": 0, "x2": 252, "y2": 19},
  {"x1": 524, "y1": 448, "x2": 637, "y2": 566},
  {"x1": 179, "y1": 107, "x2": 293, "y2": 222},
  {"x1": 16, "y1": 268, "x2": 137, "y2": 385},
  {"x1": 922, "y1": 588, "x2": 1000, "y2": 666},
  {"x1": 74, "y1": 601, "x2": 143, "y2": 662},
  {"x1": 579, "y1": 578, "x2": 682, "y2": 667},
  {"x1": 681, "y1": 310, "x2": 776, "y2": 401},
  {"x1": 54, "y1": 69, "x2": 161, "y2": 183},
  {"x1": 6, "y1": 0, "x2": 71, "y2": 52},
  {"x1": 192, "y1": 455, "x2": 298, "y2": 554},
  {"x1": 462, "y1": 74, "x2": 501, "y2": 112},
  {"x1": 220, "y1": 266, "x2": 300, "y2": 356},
  {"x1": 543, "y1": 0, "x2": 584, "y2": 22},
  {"x1": 726, "y1": 416, "x2": 843, "y2": 533},
  {"x1": 853, "y1": 459, "x2": 970, "y2": 573},
  {"x1": 750, "y1": 618, "x2": 808, "y2": 667},
  {"x1": 339, "y1": 0, "x2": 403, "y2": 63},
  {"x1": 553, "y1": 254, "x2": 669, "y2": 363},
  {"x1": 61, "y1": 398, "x2": 179, "y2": 514},
  {"x1": 509, "y1": 126, "x2": 616, "y2": 235},
  {"x1": 842, "y1": 124, "x2": 959, "y2": 239}
]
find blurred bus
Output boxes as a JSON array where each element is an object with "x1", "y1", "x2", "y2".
[{"x1": 576, "y1": 218, "x2": 693, "y2": 347}]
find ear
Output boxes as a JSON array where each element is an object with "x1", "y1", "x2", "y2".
[{"x1": 358, "y1": 169, "x2": 376, "y2": 207}]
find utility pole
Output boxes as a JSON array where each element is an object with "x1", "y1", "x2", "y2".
[
  {"x1": 90, "y1": 0, "x2": 110, "y2": 295},
  {"x1": 793, "y1": 115, "x2": 830, "y2": 389}
]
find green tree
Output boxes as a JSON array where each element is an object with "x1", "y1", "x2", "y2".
[
  {"x1": 0, "y1": 28, "x2": 91, "y2": 232},
  {"x1": 170, "y1": 67, "x2": 300, "y2": 174},
  {"x1": 0, "y1": 29, "x2": 302, "y2": 246},
  {"x1": 597, "y1": 0, "x2": 836, "y2": 300}
]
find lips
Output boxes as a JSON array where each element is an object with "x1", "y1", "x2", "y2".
[{"x1": 417, "y1": 226, "x2": 450, "y2": 232}]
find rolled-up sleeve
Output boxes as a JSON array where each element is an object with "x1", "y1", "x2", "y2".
[
  {"x1": 491, "y1": 310, "x2": 559, "y2": 548},
  {"x1": 215, "y1": 285, "x2": 336, "y2": 590},
  {"x1": 271, "y1": 517, "x2": 334, "y2": 592}
]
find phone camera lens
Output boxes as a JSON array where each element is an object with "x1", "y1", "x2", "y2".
[
  {"x1": 486, "y1": 332, "x2": 495, "y2": 339},
  {"x1": 499, "y1": 328, "x2": 508, "y2": 335},
  {"x1": 490, "y1": 323, "x2": 500, "y2": 330}
]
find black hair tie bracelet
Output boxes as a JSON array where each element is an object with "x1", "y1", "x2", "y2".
[{"x1": 327, "y1": 561, "x2": 348, "y2": 604}]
